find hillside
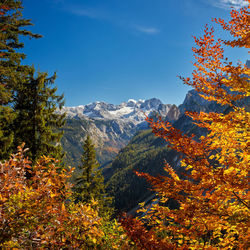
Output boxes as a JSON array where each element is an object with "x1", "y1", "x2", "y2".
[{"x1": 104, "y1": 129, "x2": 183, "y2": 213}]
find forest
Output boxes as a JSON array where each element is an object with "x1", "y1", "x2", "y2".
[{"x1": 0, "y1": 0, "x2": 249, "y2": 249}]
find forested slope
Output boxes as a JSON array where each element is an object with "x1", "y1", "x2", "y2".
[{"x1": 105, "y1": 129, "x2": 179, "y2": 212}]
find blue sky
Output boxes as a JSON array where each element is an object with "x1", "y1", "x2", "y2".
[{"x1": 22, "y1": 0, "x2": 249, "y2": 106}]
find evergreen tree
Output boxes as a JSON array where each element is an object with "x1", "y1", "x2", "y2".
[
  {"x1": 13, "y1": 67, "x2": 66, "y2": 163},
  {"x1": 0, "y1": 1, "x2": 65, "y2": 163},
  {"x1": 0, "y1": 0, "x2": 41, "y2": 159},
  {"x1": 74, "y1": 135, "x2": 112, "y2": 214}
]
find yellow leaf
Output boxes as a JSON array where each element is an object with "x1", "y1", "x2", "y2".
[{"x1": 62, "y1": 203, "x2": 66, "y2": 211}]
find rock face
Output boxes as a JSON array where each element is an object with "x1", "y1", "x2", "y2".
[
  {"x1": 246, "y1": 60, "x2": 250, "y2": 68},
  {"x1": 179, "y1": 89, "x2": 250, "y2": 115},
  {"x1": 179, "y1": 89, "x2": 225, "y2": 114},
  {"x1": 59, "y1": 98, "x2": 180, "y2": 167}
]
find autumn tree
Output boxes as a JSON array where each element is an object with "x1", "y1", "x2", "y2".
[
  {"x1": 0, "y1": 0, "x2": 41, "y2": 159},
  {"x1": 122, "y1": 3, "x2": 249, "y2": 249},
  {"x1": 0, "y1": 145, "x2": 128, "y2": 248}
]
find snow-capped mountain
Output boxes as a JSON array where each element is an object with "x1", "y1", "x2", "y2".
[
  {"x1": 60, "y1": 98, "x2": 180, "y2": 167},
  {"x1": 60, "y1": 98, "x2": 178, "y2": 124},
  {"x1": 61, "y1": 89, "x2": 250, "y2": 167}
]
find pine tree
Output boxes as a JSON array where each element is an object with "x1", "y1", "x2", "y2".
[
  {"x1": 0, "y1": 1, "x2": 66, "y2": 163},
  {"x1": 13, "y1": 67, "x2": 65, "y2": 163},
  {"x1": 0, "y1": 0, "x2": 41, "y2": 159},
  {"x1": 74, "y1": 135, "x2": 112, "y2": 214}
]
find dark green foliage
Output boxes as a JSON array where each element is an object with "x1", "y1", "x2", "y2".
[
  {"x1": 0, "y1": 1, "x2": 65, "y2": 163},
  {"x1": 12, "y1": 68, "x2": 66, "y2": 162},
  {"x1": 0, "y1": 0, "x2": 41, "y2": 160},
  {"x1": 105, "y1": 129, "x2": 178, "y2": 213},
  {"x1": 0, "y1": 106, "x2": 15, "y2": 159},
  {"x1": 73, "y1": 135, "x2": 113, "y2": 215}
]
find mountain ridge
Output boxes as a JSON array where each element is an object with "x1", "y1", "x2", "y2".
[
  {"x1": 59, "y1": 97, "x2": 178, "y2": 124},
  {"x1": 59, "y1": 98, "x2": 180, "y2": 167},
  {"x1": 60, "y1": 89, "x2": 249, "y2": 168}
]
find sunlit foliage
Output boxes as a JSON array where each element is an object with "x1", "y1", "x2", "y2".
[
  {"x1": 0, "y1": 145, "x2": 128, "y2": 249},
  {"x1": 123, "y1": 3, "x2": 249, "y2": 249}
]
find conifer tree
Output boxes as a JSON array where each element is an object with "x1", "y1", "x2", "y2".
[
  {"x1": 74, "y1": 135, "x2": 111, "y2": 214},
  {"x1": 0, "y1": 0, "x2": 41, "y2": 159},
  {"x1": 13, "y1": 67, "x2": 66, "y2": 163},
  {"x1": 0, "y1": 1, "x2": 65, "y2": 163}
]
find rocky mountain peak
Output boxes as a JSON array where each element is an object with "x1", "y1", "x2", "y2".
[
  {"x1": 60, "y1": 89, "x2": 231, "y2": 167},
  {"x1": 60, "y1": 98, "x2": 177, "y2": 125},
  {"x1": 141, "y1": 98, "x2": 162, "y2": 110},
  {"x1": 246, "y1": 60, "x2": 250, "y2": 68}
]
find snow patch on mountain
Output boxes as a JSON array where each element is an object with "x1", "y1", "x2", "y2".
[
  {"x1": 109, "y1": 106, "x2": 134, "y2": 117},
  {"x1": 60, "y1": 98, "x2": 179, "y2": 125}
]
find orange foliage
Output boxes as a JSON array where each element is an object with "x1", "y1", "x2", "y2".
[
  {"x1": 123, "y1": 3, "x2": 250, "y2": 249},
  {"x1": 104, "y1": 147, "x2": 121, "y2": 154},
  {"x1": 0, "y1": 145, "x2": 128, "y2": 248},
  {"x1": 120, "y1": 215, "x2": 176, "y2": 249},
  {"x1": 0, "y1": 4, "x2": 9, "y2": 16}
]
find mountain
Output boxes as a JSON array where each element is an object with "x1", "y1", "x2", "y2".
[
  {"x1": 59, "y1": 98, "x2": 180, "y2": 167},
  {"x1": 105, "y1": 89, "x2": 250, "y2": 213},
  {"x1": 60, "y1": 98, "x2": 179, "y2": 123},
  {"x1": 179, "y1": 89, "x2": 224, "y2": 114}
]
